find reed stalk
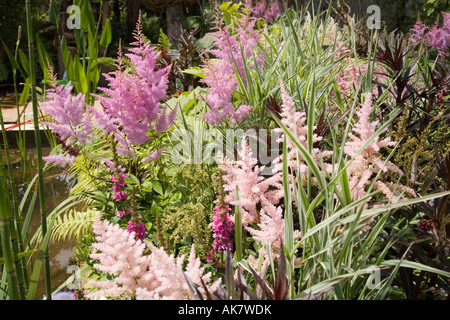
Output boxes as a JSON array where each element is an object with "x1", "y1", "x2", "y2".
[
  {"x1": 0, "y1": 104, "x2": 27, "y2": 299},
  {"x1": 25, "y1": 0, "x2": 51, "y2": 299},
  {"x1": 0, "y1": 146, "x2": 20, "y2": 300}
]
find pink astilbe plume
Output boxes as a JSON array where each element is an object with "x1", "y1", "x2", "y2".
[
  {"x1": 220, "y1": 138, "x2": 283, "y2": 226},
  {"x1": 200, "y1": 6, "x2": 265, "y2": 126},
  {"x1": 91, "y1": 15, "x2": 175, "y2": 155},
  {"x1": 41, "y1": 67, "x2": 94, "y2": 146},
  {"x1": 273, "y1": 81, "x2": 332, "y2": 181},
  {"x1": 136, "y1": 244, "x2": 215, "y2": 300},
  {"x1": 245, "y1": 0, "x2": 282, "y2": 21},
  {"x1": 344, "y1": 93, "x2": 414, "y2": 209},
  {"x1": 409, "y1": 12, "x2": 450, "y2": 56},
  {"x1": 86, "y1": 214, "x2": 216, "y2": 300},
  {"x1": 331, "y1": 39, "x2": 368, "y2": 100},
  {"x1": 40, "y1": 66, "x2": 93, "y2": 167},
  {"x1": 42, "y1": 154, "x2": 77, "y2": 168},
  {"x1": 264, "y1": 1, "x2": 281, "y2": 21},
  {"x1": 246, "y1": 197, "x2": 301, "y2": 253},
  {"x1": 410, "y1": 17, "x2": 427, "y2": 46}
]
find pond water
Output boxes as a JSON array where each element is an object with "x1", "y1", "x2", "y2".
[{"x1": 4, "y1": 147, "x2": 80, "y2": 299}]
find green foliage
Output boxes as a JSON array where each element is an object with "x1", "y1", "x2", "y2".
[
  {"x1": 162, "y1": 203, "x2": 213, "y2": 260},
  {"x1": 51, "y1": 209, "x2": 96, "y2": 242},
  {"x1": 423, "y1": 0, "x2": 450, "y2": 18}
]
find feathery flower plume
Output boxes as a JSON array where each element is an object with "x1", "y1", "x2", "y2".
[
  {"x1": 40, "y1": 65, "x2": 93, "y2": 167},
  {"x1": 344, "y1": 93, "x2": 414, "y2": 213},
  {"x1": 42, "y1": 154, "x2": 77, "y2": 168},
  {"x1": 86, "y1": 214, "x2": 216, "y2": 300},
  {"x1": 86, "y1": 214, "x2": 150, "y2": 300},
  {"x1": 41, "y1": 66, "x2": 94, "y2": 147},
  {"x1": 220, "y1": 137, "x2": 283, "y2": 226},
  {"x1": 273, "y1": 81, "x2": 332, "y2": 181},
  {"x1": 410, "y1": 17, "x2": 427, "y2": 46},
  {"x1": 200, "y1": 6, "x2": 264, "y2": 125},
  {"x1": 409, "y1": 12, "x2": 450, "y2": 56},
  {"x1": 91, "y1": 14, "x2": 175, "y2": 155}
]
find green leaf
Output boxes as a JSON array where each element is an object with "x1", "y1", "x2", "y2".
[
  {"x1": 18, "y1": 49, "x2": 29, "y2": 75},
  {"x1": 26, "y1": 215, "x2": 56, "y2": 300},
  {"x1": 124, "y1": 174, "x2": 140, "y2": 186},
  {"x1": 80, "y1": 0, "x2": 95, "y2": 33},
  {"x1": 152, "y1": 180, "x2": 163, "y2": 195},
  {"x1": 19, "y1": 78, "x2": 30, "y2": 105},
  {"x1": 88, "y1": 27, "x2": 99, "y2": 60},
  {"x1": 158, "y1": 28, "x2": 171, "y2": 50},
  {"x1": 181, "y1": 67, "x2": 205, "y2": 79},
  {"x1": 73, "y1": 57, "x2": 88, "y2": 93},
  {"x1": 381, "y1": 259, "x2": 450, "y2": 278},
  {"x1": 0, "y1": 249, "x2": 38, "y2": 265},
  {"x1": 1, "y1": 39, "x2": 24, "y2": 79},
  {"x1": 99, "y1": 18, "x2": 112, "y2": 47},
  {"x1": 36, "y1": 34, "x2": 53, "y2": 81}
]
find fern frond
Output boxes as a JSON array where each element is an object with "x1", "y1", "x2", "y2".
[
  {"x1": 51, "y1": 209, "x2": 97, "y2": 242},
  {"x1": 158, "y1": 28, "x2": 171, "y2": 50}
]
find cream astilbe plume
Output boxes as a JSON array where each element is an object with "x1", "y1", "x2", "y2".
[
  {"x1": 86, "y1": 214, "x2": 215, "y2": 300},
  {"x1": 135, "y1": 244, "x2": 213, "y2": 300},
  {"x1": 220, "y1": 138, "x2": 283, "y2": 226},
  {"x1": 245, "y1": 197, "x2": 301, "y2": 253},
  {"x1": 344, "y1": 93, "x2": 414, "y2": 207},
  {"x1": 86, "y1": 214, "x2": 150, "y2": 300}
]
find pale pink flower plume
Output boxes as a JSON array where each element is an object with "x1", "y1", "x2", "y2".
[
  {"x1": 246, "y1": 197, "x2": 301, "y2": 253},
  {"x1": 220, "y1": 138, "x2": 283, "y2": 226},
  {"x1": 42, "y1": 154, "x2": 77, "y2": 168},
  {"x1": 85, "y1": 214, "x2": 216, "y2": 300},
  {"x1": 344, "y1": 93, "x2": 415, "y2": 224},
  {"x1": 409, "y1": 12, "x2": 450, "y2": 56},
  {"x1": 273, "y1": 81, "x2": 332, "y2": 182},
  {"x1": 41, "y1": 67, "x2": 94, "y2": 147}
]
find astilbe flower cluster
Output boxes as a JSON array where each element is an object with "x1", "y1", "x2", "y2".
[
  {"x1": 245, "y1": 197, "x2": 301, "y2": 254},
  {"x1": 409, "y1": 12, "x2": 450, "y2": 56},
  {"x1": 245, "y1": 0, "x2": 281, "y2": 21},
  {"x1": 331, "y1": 38, "x2": 368, "y2": 101},
  {"x1": 41, "y1": 67, "x2": 93, "y2": 167},
  {"x1": 200, "y1": 7, "x2": 264, "y2": 126},
  {"x1": 86, "y1": 214, "x2": 216, "y2": 300},
  {"x1": 218, "y1": 137, "x2": 300, "y2": 259},
  {"x1": 220, "y1": 138, "x2": 283, "y2": 226},
  {"x1": 206, "y1": 205, "x2": 234, "y2": 268},
  {"x1": 344, "y1": 93, "x2": 414, "y2": 209},
  {"x1": 90, "y1": 16, "x2": 176, "y2": 156},
  {"x1": 273, "y1": 82, "x2": 332, "y2": 182}
]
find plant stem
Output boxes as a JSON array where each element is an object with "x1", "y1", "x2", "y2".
[
  {"x1": 234, "y1": 186, "x2": 242, "y2": 262},
  {"x1": 0, "y1": 105, "x2": 27, "y2": 299},
  {"x1": 0, "y1": 146, "x2": 20, "y2": 300},
  {"x1": 25, "y1": 0, "x2": 51, "y2": 300}
]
